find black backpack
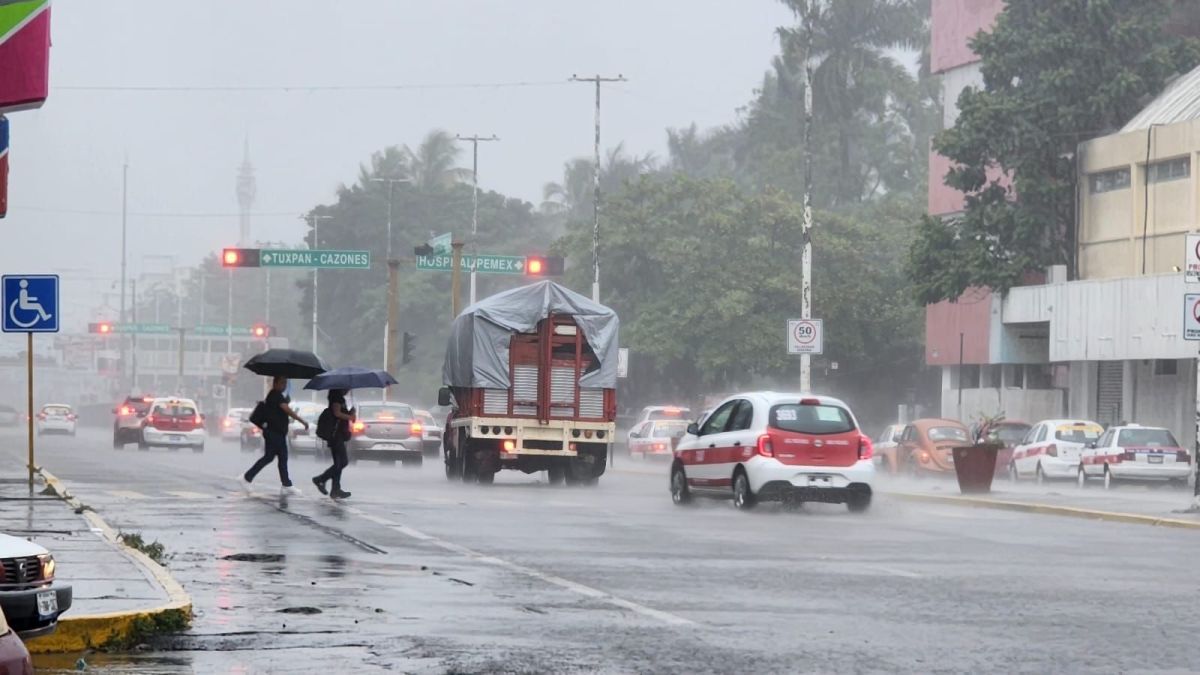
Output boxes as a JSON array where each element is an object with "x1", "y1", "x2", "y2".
[
  {"x1": 248, "y1": 401, "x2": 269, "y2": 429},
  {"x1": 315, "y1": 407, "x2": 336, "y2": 442}
]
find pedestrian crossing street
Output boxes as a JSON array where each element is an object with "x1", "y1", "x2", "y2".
[{"x1": 93, "y1": 488, "x2": 601, "y2": 511}]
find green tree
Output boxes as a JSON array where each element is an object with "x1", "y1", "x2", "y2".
[{"x1": 908, "y1": 0, "x2": 1200, "y2": 303}]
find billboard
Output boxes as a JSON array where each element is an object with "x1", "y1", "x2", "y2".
[{"x1": 0, "y1": 0, "x2": 51, "y2": 113}]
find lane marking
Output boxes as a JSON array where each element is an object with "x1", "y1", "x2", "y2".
[
  {"x1": 872, "y1": 566, "x2": 922, "y2": 579},
  {"x1": 163, "y1": 490, "x2": 212, "y2": 500},
  {"x1": 107, "y1": 490, "x2": 149, "y2": 500},
  {"x1": 341, "y1": 505, "x2": 692, "y2": 626}
]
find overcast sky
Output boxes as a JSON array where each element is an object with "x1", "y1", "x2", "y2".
[{"x1": 3, "y1": 0, "x2": 793, "y2": 326}]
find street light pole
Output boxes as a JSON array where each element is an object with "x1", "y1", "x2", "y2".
[
  {"x1": 570, "y1": 74, "x2": 627, "y2": 302},
  {"x1": 456, "y1": 134, "x2": 499, "y2": 306},
  {"x1": 798, "y1": 13, "x2": 815, "y2": 393},
  {"x1": 370, "y1": 177, "x2": 411, "y2": 374},
  {"x1": 120, "y1": 161, "x2": 128, "y2": 389}
]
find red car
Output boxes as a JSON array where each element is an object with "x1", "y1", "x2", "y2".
[{"x1": 0, "y1": 608, "x2": 32, "y2": 675}]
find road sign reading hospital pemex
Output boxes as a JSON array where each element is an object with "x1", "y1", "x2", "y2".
[
  {"x1": 415, "y1": 254, "x2": 527, "y2": 275},
  {"x1": 259, "y1": 249, "x2": 371, "y2": 269}
]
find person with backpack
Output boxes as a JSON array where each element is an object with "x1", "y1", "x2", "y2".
[
  {"x1": 241, "y1": 375, "x2": 309, "y2": 495},
  {"x1": 312, "y1": 388, "x2": 355, "y2": 499}
]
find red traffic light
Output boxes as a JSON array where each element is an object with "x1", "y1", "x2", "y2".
[
  {"x1": 221, "y1": 248, "x2": 260, "y2": 268},
  {"x1": 88, "y1": 322, "x2": 114, "y2": 334},
  {"x1": 524, "y1": 255, "x2": 564, "y2": 277},
  {"x1": 251, "y1": 324, "x2": 275, "y2": 338}
]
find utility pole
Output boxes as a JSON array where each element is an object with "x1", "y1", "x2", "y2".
[
  {"x1": 450, "y1": 240, "x2": 465, "y2": 320},
  {"x1": 798, "y1": 10, "x2": 815, "y2": 393},
  {"x1": 120, "y1": 161, "x2": 128, "y2": 390},
  {"x1": 456, "y1": 134, "x2": 500, "y2": 305},
  {"x1": 225, "y1": 268, "x2": 233, "y2": 413},
  {"x1": 131, "y1": 279, "x2": 139, "y2": 390},
  {"x1": 371, "y1": 177, "x2": 411, "y2": 379},
  {"x1": 570, "y1": 74, "x2": 627, "y2": 302}
]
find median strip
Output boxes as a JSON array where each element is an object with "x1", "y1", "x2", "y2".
[
  {"x1": 889, "y1": 491, "x2": 1200, "y2": 530},
  {"x1": 24, "y1": 468, "x2": 192, "y2": 653}
]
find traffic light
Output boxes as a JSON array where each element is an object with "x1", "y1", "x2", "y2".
[
  {"x1": 251, "y1": 324, "x2": 275, "y2": 338},
  {"x1": 88, "y1": 322, "x2": 114, "y2": 334},
  {"x1": 221, "y1": 248, "x2": 261, "y2": 268},
  {"x1": 524, "y1": 255, "x2": 564, "y2": 277},
  {"x1": 402, "y1": 331, "x2": 416, "y2": 365}
]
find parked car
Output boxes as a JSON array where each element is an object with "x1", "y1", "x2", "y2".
[
  {"x1": 0, "y1": 532, "x2": 72, "y2": 639},
  {"x1": 872, "y1": 424, "x2": 906, "y2": 474},
  {"x1": 138, "y1": 398, "x2": 206, "y2": 452},
  {"x1": 895, "y1": 419, "x2": 970, "y2": 477},
  {"x1": 670, "y1": 393, "x2": 874, "y2": 512},
  {"x1": 973, "y1": 420, "x2": 1032, "y2": 478},
  {"x1": 34, "y1": 404, "x2": 76, "y2": 437},
  {"x1": 0, "y1": 605, "x2": 33, "y2": 674},
  {"x1": 1009, "y1": 419, "x2": 1101, "y2": 483},
  {"x1": 1079, "y1": 424, "x2": 1191, "y2": 489},
  {"x1": 415, "y1": 409, "x2": 443, "y2": 458},
  {"x1": 112, "y1": 395, "x2": 154, "y2": 448},
  {"x1": 289, "y1": 402, "x2": 324, "y2": 456},
  {"x1": 0, "y1": 405, "x2": 19, "y2": 427},
  {"x1": 628, "y1": 419, "x2": 689, "y2": 459},
  {"x1": 349, "y1": 403, "x2": 423, "y2": 466},
  {"x1": 220, "y1": 407, "x2": 251, "y2": 442}
]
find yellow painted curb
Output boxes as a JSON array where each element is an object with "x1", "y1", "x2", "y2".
[
  {"x1": 890, "y1": 491, "x2": 1200, "y2": 530},
  {"x1": 23, "y1": 468, "x2": 193, "y2": 653}
]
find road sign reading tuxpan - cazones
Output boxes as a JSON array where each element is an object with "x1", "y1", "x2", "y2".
[{"x1": 260, "y1": 249, "x2": 370, "y2": 269}]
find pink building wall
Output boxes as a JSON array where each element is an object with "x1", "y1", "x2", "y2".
[
  {"x1": 930, "y1": 0, "x2": 1005, "y2": 74},
  {"x1": 925, "y1": 289, "x2": 993, "y2": 366}
]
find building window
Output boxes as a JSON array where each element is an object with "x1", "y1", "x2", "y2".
[
  {"x1": 981, "y1": 365, "x2": 1001, "y2": 389},
  {"x1": 1003, "y1": 364, "x2": 1024, "y2": 389},
  {"x1": 1089, "y1": 167, "x2": 1131, "y2": 193},
  {"x1": 1025, "y1": 364, "x2": 1053, "y2": 389},
  {"x1": 1148, "y1": 157, "x2": 1190, "y2": 184},
  {"x1": 959, "y1": 365, "x2": 980, "y2": 389},
  {"x1": 1154, "y1": 359, "x2": 1178, "y2": 376}
]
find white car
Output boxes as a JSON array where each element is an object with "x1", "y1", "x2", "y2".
[
  {"x1": 1079, "y1": 424, "x2": 1192, "y2": 489},
  {"x1": 289, "y1": 402, "x2": 324, "y2": 454},
  {"x1": 220, "y1": 408, "x2": 251, "y2": 441},
  {"x1": 0, "y1": 532, "x2": 71, "y2": 639},
  {"x1": 627, "y1": 419, "x2": 689, "y2": 459},
  {"x1": 872, "y1": 423, "x2": 905, "y2": 473},
  {"x1": 670, "y1": 393, "x2": 874, "y2": 512},
  {"x1": 139, "y1": 398, "x2": 206, "y2": 452},
  {"x1": 415, "y1": 410, "x2": 443, "y2": 458},
  {"x1": 1009, "y1": 419, "x2": 1103, "y2": 483},
  {"x1": 35, "y1": 404, "x2": 76, "y2": 436}
]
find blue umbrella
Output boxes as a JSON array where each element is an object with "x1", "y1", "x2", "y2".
[{"x1": 304, "y1": 367, "x2": 398, "y2": 391}]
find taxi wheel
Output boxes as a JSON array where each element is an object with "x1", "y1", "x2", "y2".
[
  {"x1": 1076, "y1": 467, "x2": 1088, "y2": 489},
  {"x1": 732, "y1": 470, "x2": 756, "y2": 510},
  {"x1": 1103, "y1": 466, "x2": 1115, "y2": 490},
  {"x1": 846, "y1": 491, "x2": 871, "y2": 514},
  {"x1": 1035, "y1": 464, "x2": 1046, "y2": 486},
  {"x1": 670, "y1": 464, "x2": 692, "y2": 505}
]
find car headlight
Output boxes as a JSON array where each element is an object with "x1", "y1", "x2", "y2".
[{"x1": 39, "y1": 554, "x2": 55, "y2": 580}]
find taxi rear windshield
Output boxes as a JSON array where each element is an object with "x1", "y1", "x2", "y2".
[
  {"x1": 652, "y1": 422, "x2": 689, "y2": 437},
  {"x1": 648, "y1": 409, "x2": 690, "y2": 421},
  {"x1": 770, "y1": 404, "x2": 855, "y2": 435},
  {"x1": 1055, "y1": 424, "x2": 1101, "y2": 443},
  {"x1": 1117, "y1": 428, "x2": 1178, "y2": 448},
  {"x1": 157, "y1": 405, "x2": 196, "y2": 418}
]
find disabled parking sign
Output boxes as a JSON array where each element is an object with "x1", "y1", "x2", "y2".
[{"x1": 2, "y1": 275, "x2": 59, "y2": 333}]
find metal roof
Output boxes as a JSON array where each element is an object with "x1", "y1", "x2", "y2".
[{"x1": 1122, "y1": 65, "x2": 1200, "y2": 132}]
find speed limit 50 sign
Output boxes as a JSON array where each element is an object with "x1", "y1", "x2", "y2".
[{"x1": 787, "y1": 319, "x2": 823, "y2": 355}]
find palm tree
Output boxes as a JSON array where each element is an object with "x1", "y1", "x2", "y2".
[
  {"x1": 542, "y1": 144, "x2": 657, "y2": 215},
  {"x1": 405, "y1": 130, "x2": 470, "y2": 192}
]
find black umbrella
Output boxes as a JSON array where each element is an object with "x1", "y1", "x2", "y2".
[
  {"x1": 304, "y1": 367, "x2": 397, "y2": 391},
  {"x1": 242, "y1": 349, "x2": 328, "y2": 379}
]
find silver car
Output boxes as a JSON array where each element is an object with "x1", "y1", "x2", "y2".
[
  {"x1": 348, "y1": 403, "x2": 423, "y2": 467},
  {"x1": 415, "y1": 410, "x2": 442, "y2": 458}
]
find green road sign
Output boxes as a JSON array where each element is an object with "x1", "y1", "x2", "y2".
[
  {"x1": 429, "y1": 232, "x2": 452, "y2": 255},
  {"x1": 415, "y1": 254, "x2": 526, "y2": 275},
  {"x1": 193, "y1": 324, "x2": 255, "y2": 337},
  {"x1": 110, "y1": 323, "x2": 173, "y2": 335},
  {"x1": 259, "y1": 249, "x2": 371, "y2": 269}
]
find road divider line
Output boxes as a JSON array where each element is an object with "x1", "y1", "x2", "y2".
[
  {"x1": 889, "y1": 491, "x2": 1200, "y2": 530},
  {"x1": 29, "y1": 469, "x2": 193, "y2": 654},
  {"x1": 341, "y1": 505, "x2": 694, "y2": 627}
]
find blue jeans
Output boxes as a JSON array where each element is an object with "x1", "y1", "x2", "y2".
[{"x1": 244, "y1": 429, "x2": 291, "y2": 487}]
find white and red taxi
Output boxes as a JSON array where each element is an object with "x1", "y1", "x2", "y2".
[
  {"x1": 1078, "y1": 424, "x2": 1191, "y2": 489},
  {"x1": 670, "y1": 393, "x2": 874, "y2": 512},
  {"x1": 139, "y1": 398, "x2": 206, "y2": 452},
  {"x1": 1009, "y1": 419, "x2": 1103, "y2": 483},
  {"x1": 628, "y1": 419, "x2": 690, "y2": 459}
]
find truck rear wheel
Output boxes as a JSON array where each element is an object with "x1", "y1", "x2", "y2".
[
  {"x1": 445, "y1": 430, "x2": 464, "y2": 480},
  {"x1": 547, "y1": 464, "x2": 566, "y2": 486}
]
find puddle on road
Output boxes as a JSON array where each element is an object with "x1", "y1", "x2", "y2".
[{"x1": 218, "y1": 552, "x2": 429, "y2": 579}]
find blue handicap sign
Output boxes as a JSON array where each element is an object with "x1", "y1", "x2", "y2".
[{"x1": 2, "y1": 275, "x2": 59, "y2": 333}]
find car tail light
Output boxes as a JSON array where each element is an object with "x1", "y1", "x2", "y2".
[
  {"x1": 653, "y1": 443, "x2": 666, "y2": 452},
  {"x1": 756, "y1": 434, "x2": 774, "y2": 458},
  {"x1": 223, "y1": 419, "x2": 233, "y2": 428},
  {"x1": 351, "y1": 421, "x2": 365, "y2": 434},
  {"x1": 145, "y1": 414, "x2": 156, "y2": 427},
  {"x1": 1123, "y1": 450, "x2": 1136, "y2": 461},
  {"x1": 36, "y1": 412, "x2": 46, "y2": 420},
  {"x1": 858, "y1": 433, "x2": 874, "y2": 461},
  {"x1": 411, "y1": 422, "x2": 423, "y2": 435},
  {"x1": 120, "y1": 406, "x2": 133, "y2": 416},
  {"x1": 799, "y1": 398, "x2": 821, "y2": 406},
  {"x1": 1176, "y1": 450, "x2": 1191, "y2": 463},
  {"x1": 67, "y1": 414, "x2": 77, "y2": 421},
  {"x1": 1046, "y1": 444, "x2": 1058, "y2": 457},
  {"x1": 193, "y1": 415, "x2": 203, "y2": 426}
]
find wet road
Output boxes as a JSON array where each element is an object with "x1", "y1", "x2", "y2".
[{"x1": 7, "y1": 428, "x2": 1200, "y2": 673}]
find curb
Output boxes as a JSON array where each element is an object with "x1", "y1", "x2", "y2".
[
  {"x1": 889, "y1": 491, "x2": 1200, "y2": 530},
  {"x1": 23, "y1": 468, "x2": 192, "y2": 654}
]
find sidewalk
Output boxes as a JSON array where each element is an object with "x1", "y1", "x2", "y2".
[
  {"x1": 882, "y1": 475, "x2": 1200, "y2": 529},
  {"x1": 0, "y1": 470, "x2": 191, "y2": 653}
]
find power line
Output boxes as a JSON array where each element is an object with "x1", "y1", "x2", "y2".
[
  {"x1": 10, "y1": 205, "x2": 301, "y2": 218},
  {"x1": 53, "y1": 80, "x2": 572, "y2": 93}
]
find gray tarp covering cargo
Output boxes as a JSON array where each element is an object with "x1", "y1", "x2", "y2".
[{"x1": 443, "y1": 280, "x2": 620, "y2": 390}]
